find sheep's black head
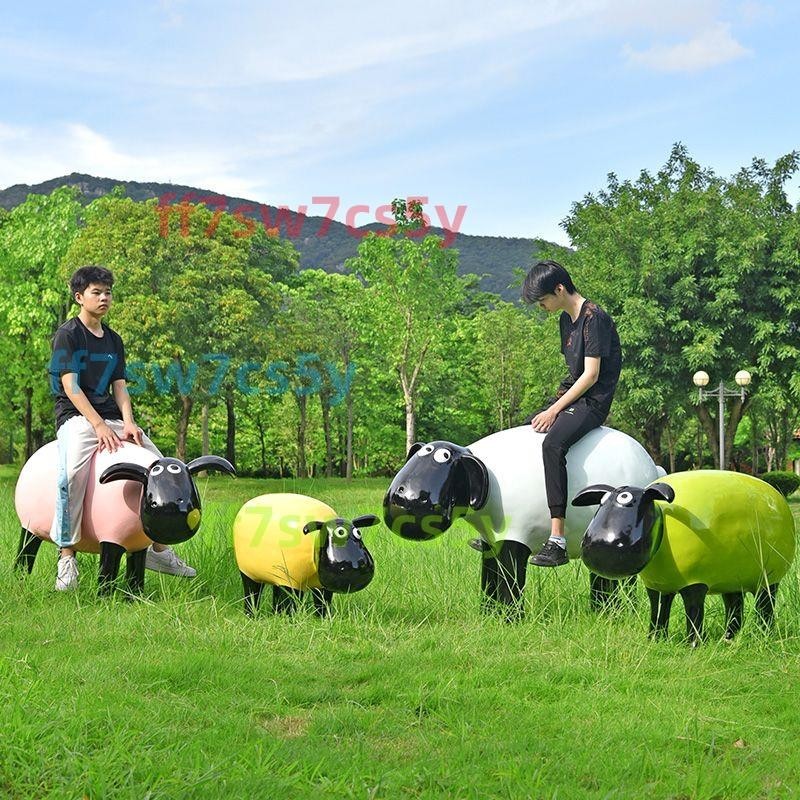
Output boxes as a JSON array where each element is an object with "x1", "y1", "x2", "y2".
[
  {"x1": 383, "y1": 441, "x2": 489, "y2": 541},
  {"x1": 573, "y1": 482, "x2": 675, "y2": 578},
  {"x1": 99, "y1": 455, "x2": 236, "y2": 544},
  {"x1": 303, "y1": 514, "x2": 379, "y2": 592}
]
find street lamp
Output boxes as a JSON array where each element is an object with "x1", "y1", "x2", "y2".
[{"x1": 692, "y1": 370, "x2": 752, "y2": 469}]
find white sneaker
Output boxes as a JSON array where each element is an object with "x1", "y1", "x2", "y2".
[
  {"x1": 145, "y1": 546, "x2": 197, "y2": 577},
  {"x1": 55, "y1": 556, "x2": 79, "y2": 591}
]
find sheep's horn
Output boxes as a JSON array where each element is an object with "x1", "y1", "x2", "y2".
[
  {"x1": 99, "y1": 463, "x2": 151, "y2": 484},
  {"x1": 186, "y1": 456, "x2": 236, "y2": 476}
]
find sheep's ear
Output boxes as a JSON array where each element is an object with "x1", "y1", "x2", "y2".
[
  {"x1": 352, "y1": 514, "x2": 380, "y2": 529},
  {"x1": 303, "y1": 520, "x2": 325, "y2": 535},
  {"x1": 644, "y1": 482, "x2": 675, "y2": 503},
  {"x1": 99, "y1": 463, "x2": 150, "y2": 485},
  {"x1": 571, "y1": 484, "x2": 616, "y2": 507},
  {"x1": 405, "y1": 442, "x2": 424, "y2": 461},
  {"x1": 460, "y1": 454, "x2": 489, "y2": 510},
  {"x1": 186, "y1": 456, "x2": 236, "y2": 476}
]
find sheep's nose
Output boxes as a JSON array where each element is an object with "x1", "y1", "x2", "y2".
[{"x1": 398, "y1": 486, "x2": 405, "y2": 495}]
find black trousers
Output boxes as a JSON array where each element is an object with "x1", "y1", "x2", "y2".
[{"x1": 538, "y1": 400, "x2": 604, "y2": 518}]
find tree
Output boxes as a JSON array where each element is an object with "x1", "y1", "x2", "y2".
[
  {"x1": 62, "y1": 194, "x2": 294, "y2": 461},
  {"x1": 0, "y1": 187, "x2": 83, "y2": 457},
  {"x1": 287, "y1": 270, "x2": 365, "y2": 477},
  {"x1": 346, "y1": 233, "x2": 468, "y2": 452},
  {"x1": 469, "y1": 301, "x2": 562, "y2": 431},
  {"x1": 560, "y1": 144, "x2": 800, "y2": 469}
]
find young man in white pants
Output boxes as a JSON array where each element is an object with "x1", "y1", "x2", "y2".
[{"x1": 50, "y1": 265, "x2": 196, "y2": 590}]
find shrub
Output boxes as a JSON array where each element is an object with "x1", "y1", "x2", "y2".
[{"x1": 759, "y1": 471, "x2": 800, "y2": 498}]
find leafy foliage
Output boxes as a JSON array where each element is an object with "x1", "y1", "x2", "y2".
[
  {"x1": 1, "y1": 145, "x2": 798, "y2": 476},
  {"x1": 759, "y1": 471, "x2": 800, "y2": 498}
]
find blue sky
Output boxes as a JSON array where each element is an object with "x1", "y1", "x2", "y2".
[{"x1": 0, "y1": 0, "x2": 797, "y2": 244}]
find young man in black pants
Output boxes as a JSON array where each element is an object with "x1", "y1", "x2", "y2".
[{"x1": 522, "y1": 260, "x2": 621, "y2": 567}]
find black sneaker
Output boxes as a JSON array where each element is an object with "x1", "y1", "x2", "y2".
[{"x1": 530, "y1": 539, "x2": 569, "y2": 567}]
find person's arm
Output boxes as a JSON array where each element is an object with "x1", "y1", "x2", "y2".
[
  {"x1": 554, "y1": 376, "x2": 572, "y2": 399},
  {"x1": 61, "y1": 372, "x2": 123, "y2": 452},
  {"x1": 112, "y1": 379, "x2": 143, "y2": 446},
  {"x1": 531, "y1": 357, "x2": 600, "y2": 432}
]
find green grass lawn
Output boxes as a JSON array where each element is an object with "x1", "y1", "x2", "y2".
[{"x1": 1, "y1": 467, "x2": 800, "y2": 799}]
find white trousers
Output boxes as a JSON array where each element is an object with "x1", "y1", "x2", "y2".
[{"x1": 50, "y1": 416, "x2": 162, "y2": 548}]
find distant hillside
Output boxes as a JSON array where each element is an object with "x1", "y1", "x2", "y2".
[{"x1": 0, "y1": 173, "x2": 561, "y2": 300}]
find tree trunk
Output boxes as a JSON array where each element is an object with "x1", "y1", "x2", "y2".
[
  {"x1": 320, "y1": 391, "x2": 333, "y2": 478},
  {"x1": 696, "y1": 403, "x2": 720, "y2": 469},
  {"x1": 776, "y1": 407, "x2": 792, "y2": 469},
  {"x1": 176, "y1": 395, "x2": 193, "y2": 462},
  {"x1": 346, "y1": 391, "x2": 354, "y2": 480},
  {"x1": 642, "y1": 415, "x2": 665, "y2": 467},
  {"x1": 256, "y1": 415, "x2": 268, "y2": 477},
  {"x1": 405, "y1": 401, "x2": 416, "y2": 454},
  {"x1": 225, "y1": 388, "x2": 236, "y2": 470},
  {"x1": 296, "y1": 393, "x2": 308, "y2": 478},
  {"x1": 664, "y1": 418, "x2": 676, "y2": 474},
  {"x1": 750, "y1": 410, "x2": 759, "y2": 475},
  {"x1": 723, "y1": 396, "x2": 749, "y2": 471},
  {"x1": 23, "y1": 387, "x2": 33, "y2": 461},
  {"x1": 201, "y1": 402, "x2": 210, "y2": 456},
  {"x1": 401, "y1": 378, "x2": 416, "y2": 454}
]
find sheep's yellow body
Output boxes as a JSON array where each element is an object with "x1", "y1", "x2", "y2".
[{"x1": 233, "y1": 493, "x2": 336, "y2": 590}]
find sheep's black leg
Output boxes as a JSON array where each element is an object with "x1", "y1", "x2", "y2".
[
  {"x1": 124, "y1": 549, "x2": 148, "y2": 596},
  {"x1": 755, "y1": 583, "x2": 779, "y2": 630},
  {"x1": 680, "y1": 583, "x2": 708, "y2": 647},
  {"x1": 647, "y1": 588, "x2": 674, "y2": 639},
  {"x1": 311, "y1": 588, "x2": 334, "y2": 618},
  {"x1": 272, "y1": 585, "x2": 301, "y2": 615},
  {"x1": 15, "y1": 527, "x2": 42, "y2": 574},
  {"x1": 495, "y1": 540, "x2": 530, "y2": 622},
  {"x1": 98, "y1": 542, "x2": 126, "y2": 596},
  {"x1": 241, "y1": 572, "x2": 264, "y2": 617},
  {"x1": 722, "y1": 592, "x2": 745, "y2": 640},
  {"x1": 589, "y1": 572, "x2": 616, "y2": 611},
  {"x1": 480, "y1": 550, "x2": 500, "y2": 612}
]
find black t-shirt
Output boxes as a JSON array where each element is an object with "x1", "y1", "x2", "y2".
[
  {"x1": 49, "y1": 317, "x2": 127, "y2": 431},
  {"x1": 557, "y1": 300, "x2": 621, "y2": 420}
]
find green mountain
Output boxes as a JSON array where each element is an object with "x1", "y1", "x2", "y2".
[{"x1": 0, "y1": 173, "x2": 560, "y2": 300}]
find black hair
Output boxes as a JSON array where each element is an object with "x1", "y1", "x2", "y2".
[
  {"x1": 70, "y1": 266, "x2": 114, "y2": 297},
  {"x1": 521, "y1": 260, "x2": 576, "y2": 304}
]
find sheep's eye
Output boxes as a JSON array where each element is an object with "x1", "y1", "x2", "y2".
[
  {"x1": 167, "y1": 464, "x2": 181, "y2": 474},
  {"x1": 417, "y1": 444, "x2": 435, "y2": 457},
  {"x1": 334, "y1": 526, "x2": 347, "y2": 538},
  {"x1": 150, "y1": 465, "x2": 164, "y2": 476},
  {"x1": 617, "y1": 491, "x2": 634, "y2": 506},
  {"x1": 600, "y1": 491, "x2": 611, "y2": 505},
  {"x1": 352, "y1": 529, "x2": 362, "y2": 540},
  {"x1": 433, "y1": 448, "x2": 451, "y2": 463}
]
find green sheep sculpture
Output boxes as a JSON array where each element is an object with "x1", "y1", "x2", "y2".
[{"x1": 573, "y1": 470, "x2": 796, "y2": 645}]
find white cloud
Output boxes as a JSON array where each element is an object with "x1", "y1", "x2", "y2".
[
  {"x1": 153, "y1": 1, "x2": 594, "y2": 88},
  {"x1": 590, "y1": 0, "x2": 721, "y2": 34},
  {"x1": 0, "y1": 121, "x2": 263, "y2": 198},
  {"x1": 157, "y1": 0, "x2": 186, "y2": 28},
  {"x1": 623, "y1": 22, "x2": 750, "y2": 72}
]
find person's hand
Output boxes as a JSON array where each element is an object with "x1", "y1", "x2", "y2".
[
  {"x1": 531, "y1": 407, "x2": 559, "y2": 433},
  {"x1": 120, "y1": 421, "x2": 143, "y2": 446},
  {"x1": 95, "y1": 421, "x2": 123, "y2": 453}
]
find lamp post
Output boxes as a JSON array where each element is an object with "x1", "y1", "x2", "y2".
[{"x1": 692, "y1": 370, "x2": 752, "y2": 469}]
